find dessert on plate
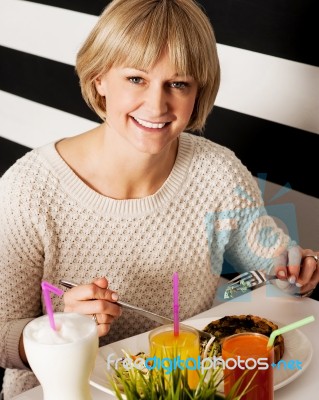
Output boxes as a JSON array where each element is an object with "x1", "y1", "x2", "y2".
[{"x1": 200, "y1": 314, "x2": 284, "y2": 363}]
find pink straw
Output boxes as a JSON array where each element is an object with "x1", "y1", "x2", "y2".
[
  {"x1": 173, "y1": 272, "x2": 179, "y2": 336},
  {"x1": 41, "y1": 281, "x2": 64, "y2": 331}
]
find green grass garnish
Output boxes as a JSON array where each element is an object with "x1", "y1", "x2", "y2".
[{"x1": 108, "y1": 350, "x2": 255, "y2": 400}]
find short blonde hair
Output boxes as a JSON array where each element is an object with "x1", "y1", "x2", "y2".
[{"x1": 76, "y1": 0, "x2": 220, "y2": 132}]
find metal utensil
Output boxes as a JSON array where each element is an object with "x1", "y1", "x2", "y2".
[
  {"x1": 224, "y1": 270, "x2": 277, "y2": 299},
  {"x1": 59, "y1": 279, "x2": 213, "y2": 340}
]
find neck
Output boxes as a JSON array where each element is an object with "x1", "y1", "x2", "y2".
[{"x1": 86, "y1": 127, "x2": 179, "y2": 199}]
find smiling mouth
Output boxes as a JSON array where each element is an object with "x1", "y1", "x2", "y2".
[{"x1": 131, "y1": 116, "x2": 170, "y2": 129}]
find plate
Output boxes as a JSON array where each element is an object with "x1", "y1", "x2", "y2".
[{"x1": 90, "y1": 317, "x2": 313, "y2": 396}]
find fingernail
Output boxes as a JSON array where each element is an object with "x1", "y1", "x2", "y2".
[
  {"x1": 112, "y1": 293, "x2": 119, "y2": 301},
  {"x1": 295, "y1": 282, "x2": 303, "y2": 288},
  {"x1": 288, "y1": 276, "x2": 296, "y2": 284},
  {"x1": 278, "y1": 271, "x2": 286, "y2": 278}
]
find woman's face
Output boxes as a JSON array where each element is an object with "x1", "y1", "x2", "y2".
[{"x1": 95, "y1": 52, "x2": 198, "y2": 156}]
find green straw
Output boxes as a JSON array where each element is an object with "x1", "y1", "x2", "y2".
[{"x1": 267, "y1": 315, "x2": 315, "y2": 348}]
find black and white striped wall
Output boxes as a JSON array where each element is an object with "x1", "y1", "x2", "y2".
[{"x1": 0, "y1": 0, "x2": 318, "y2": 248}]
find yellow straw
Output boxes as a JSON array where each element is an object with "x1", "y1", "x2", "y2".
[{"x1": 267, "y1": 315, "x2": 315, "y2": 348}]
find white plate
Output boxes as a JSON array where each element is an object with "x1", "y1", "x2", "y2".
[{"x1": 90, "y1": 317, "x2": 313, "y2": 396}]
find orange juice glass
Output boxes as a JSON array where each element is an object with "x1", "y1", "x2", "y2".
[
  {"x1": 222, "y1": 333, "x2": 274, "y2": 400},
  {"x1": 149, "y1": 324, "x2": 200, "y2": 389}
]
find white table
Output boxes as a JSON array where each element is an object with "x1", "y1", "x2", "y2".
[{"x1": 12, "y1": 285, "x2": 319, "y2": 399}]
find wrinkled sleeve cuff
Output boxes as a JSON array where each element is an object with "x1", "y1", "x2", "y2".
[{"x1": 6, "y1": 318, "x2": 34, "y2": 370}]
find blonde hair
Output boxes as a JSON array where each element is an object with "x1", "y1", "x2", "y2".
[{"x1": 76, "y1": 0, "x2": 220, "y2": 132}]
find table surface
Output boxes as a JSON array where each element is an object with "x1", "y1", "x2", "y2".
[{"x1": 12, "y1": 285, "x2": 319, "y2": 400}]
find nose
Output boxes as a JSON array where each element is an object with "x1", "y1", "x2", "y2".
[{"x1": 143, "y1": 84, "x2": 169, "y2": 117}]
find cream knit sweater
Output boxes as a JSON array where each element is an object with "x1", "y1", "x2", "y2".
[{"x1": 0, "y1": 132, "x2": 288, "y2": 398}]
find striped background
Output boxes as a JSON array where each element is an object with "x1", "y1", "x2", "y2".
[
  {"x1": 0, "y1": 6, "x2": 318, "y2": 391},
  {"x1": 0, "y1": 5, "x2": 318, "y2": 392},
  {"x1": 0, "y1": 0, "x2": 318, "y2": 249}
]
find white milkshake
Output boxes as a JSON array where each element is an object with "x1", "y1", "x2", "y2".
[{"x1": 23, "y1": 312, "x2": 98, "y2": 400}]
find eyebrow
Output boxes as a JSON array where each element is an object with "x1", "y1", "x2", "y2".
[
  {"x1": 125, "y1": 68, "x2": 149, "y2": 73},
  {"x1": 123, "y1": 67, "x2": 193, "y2": 80}
]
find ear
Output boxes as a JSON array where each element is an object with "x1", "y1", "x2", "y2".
[{"x1": 95, "y1": 75, "x2": 106, "y2": 96}]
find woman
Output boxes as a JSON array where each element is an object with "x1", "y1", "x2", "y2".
[{"x1": 0, "y1": 0, "x2": 318, "y2": 398}]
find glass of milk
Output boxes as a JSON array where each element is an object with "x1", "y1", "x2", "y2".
[{"x1": 23, "y1": 312, "x2": 99, "y2": 400}]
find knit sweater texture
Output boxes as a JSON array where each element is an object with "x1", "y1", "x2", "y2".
[{"x1": 0, "y1": 132, "x2": 288, "y2": 398}]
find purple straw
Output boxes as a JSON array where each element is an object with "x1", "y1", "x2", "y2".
[
  {"x1": 41, "y1": 281, "x2": 64, "y2": 331},
  {"x1": 173, "y1": 272, "x2": 179, "y2": 336}
]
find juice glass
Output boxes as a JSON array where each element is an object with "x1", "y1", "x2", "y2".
[
  {"x1": 23, "y1": 312, "x2": 99, "y2": 400},
  {"x1": 222, "y1": 332, "x2": 274, "y2": 400},
  {"x1": 149, "y1": 324, "x2": 200, "y2": 389}
]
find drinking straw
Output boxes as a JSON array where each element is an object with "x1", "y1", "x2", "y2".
[
  {"x1": 267, "y1": 315, "x2": 315, "y2": 349},
  {"x1": 41, "y1": 281, "x2": 64, "y2": 331},
  {"x1": 173, "y1": 272, "x2": 179, "y2": 336}
]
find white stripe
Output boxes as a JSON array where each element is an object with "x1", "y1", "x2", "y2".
[
  {"x1": 216, "y1": 44, "x2": 319, "y2": 135},
  {"x1": 0, "y1": 0, "x2": 97, "y2": 66},
  {"x1": 0, "y1": 90, "x2": 98, "y2": 148},
  {"x1": 0, "y1": 0, "x2": 318, "y2": 134}
]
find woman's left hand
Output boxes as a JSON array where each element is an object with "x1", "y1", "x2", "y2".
[{"x1": 274, "y1": 246, "x2": 319, "y2": 296}]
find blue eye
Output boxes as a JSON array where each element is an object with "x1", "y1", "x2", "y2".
[
  {"x1": 128, "y1": 77, "x2": 143, "y2": 84},
  {"x1": 171, "y1": 82, "x2": 188, "y2": 89}
]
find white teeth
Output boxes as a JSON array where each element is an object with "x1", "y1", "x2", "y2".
[{"x1": 133, "y1": 117, "x2": 166, "y2": 129}]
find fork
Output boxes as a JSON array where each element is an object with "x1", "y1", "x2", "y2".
[
  {"x1": 59, "y1": 279, "x2": 213, "y2": 340},
  {"x1": 223, "y1": 270, "x2": 277, "y2": 299}
]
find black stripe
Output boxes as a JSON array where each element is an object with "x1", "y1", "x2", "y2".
[
  {"x1": 0, "y1": 46, "x2": 99, "y2": 124},
  {"x1": 22, "y1": 0, "x2": 109, "y2": 15},
  {"x1": 22, "y1": 0, "x2": 318, "y2": 66},
  {"x1": 0, "y1": 46, "x2": 318, "y2": 198},
  {"x1": 0, "y1": 137, "x2": 31, "y2": 177},
  {"x1": 203, "y1": 0, "x2": 318, "y2": 67},
  {"x1": 205, "y1": 107, "x2": 319, "y2": 199}
]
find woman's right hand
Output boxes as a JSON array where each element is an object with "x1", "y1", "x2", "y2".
[{"x1": 63, "y1": 277, "x2": 122, "y2": 337}]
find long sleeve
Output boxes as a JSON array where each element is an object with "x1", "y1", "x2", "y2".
[
  {"x1": 205, "y1": 150, "x2": 292, "y2": 276},
  {"x1": 0, "y1": 156, "x2": 44, "y2": 370}
]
